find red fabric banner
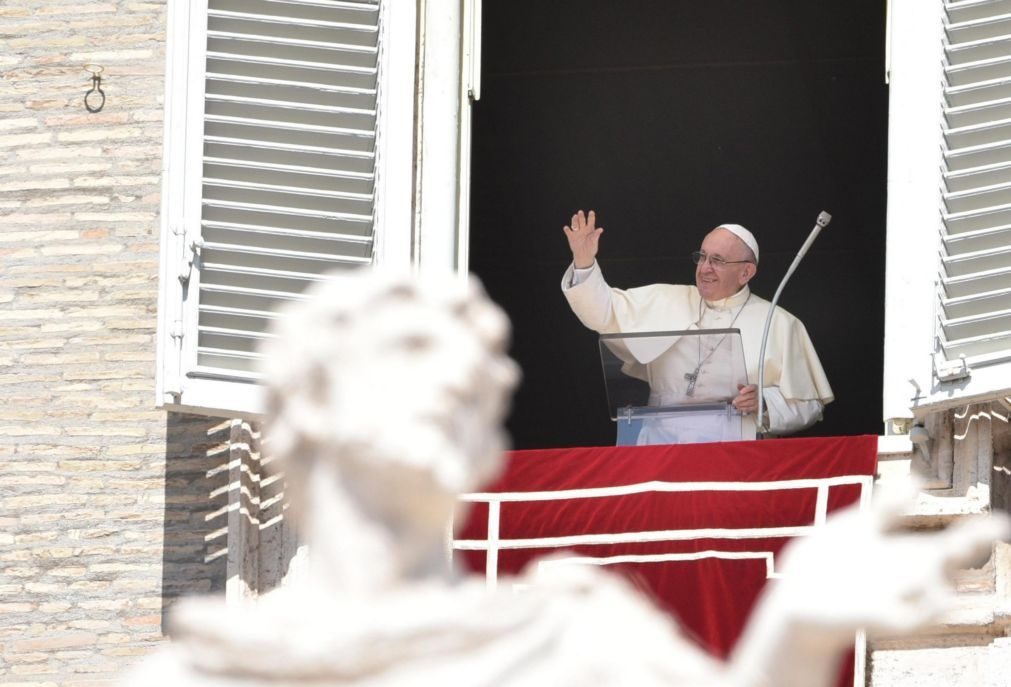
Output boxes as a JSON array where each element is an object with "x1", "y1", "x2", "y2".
[{"x1": 456, "y1": 435, "x2": 878, "y2": 682}]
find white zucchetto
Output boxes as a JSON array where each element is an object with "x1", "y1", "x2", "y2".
[{"x1": 717, "y1": 224, "x2": 759, "y2": 263}]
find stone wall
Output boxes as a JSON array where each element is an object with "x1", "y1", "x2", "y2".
[
  {"x1": 0, "y1": 3, "x2": 232, "y2": 684},
  {"x1": 868, "y1": 404, "x2": 1011, "y2": 687}
]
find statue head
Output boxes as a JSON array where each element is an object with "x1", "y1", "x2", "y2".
[{"x1": 261, "y1": 270, "x2": 520, "y2": 585}]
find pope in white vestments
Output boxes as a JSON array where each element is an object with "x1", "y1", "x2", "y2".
[{"x1": 561, "y1": 210, "x2": 833, "y2": 439}]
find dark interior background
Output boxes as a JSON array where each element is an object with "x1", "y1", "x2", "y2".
[{"x1": 469, "y1": 1, "x2": 888, "y2": 448}]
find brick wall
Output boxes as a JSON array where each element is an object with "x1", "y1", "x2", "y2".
[{"x1": 0, "y1": 3, "x2": 231, "y2": 684}]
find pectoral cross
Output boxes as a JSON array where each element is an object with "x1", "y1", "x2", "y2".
[{"x1": 684, "y1": 368, "x2": 700, "y2": 397}]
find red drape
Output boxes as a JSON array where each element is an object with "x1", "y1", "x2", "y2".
[{"x1": 456, "y1": 435, "x2": 878, "y2": 684}]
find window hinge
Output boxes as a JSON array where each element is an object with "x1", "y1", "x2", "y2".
[
  {"x1": 178, "y1": 235, "x2": 204, "y2": 284},
  {"x1": 163, "y1": 319, "x2": 185, "y2": 399},
  {"x1": 933, "y1": 353, "x2": 971, "y2": 383}
]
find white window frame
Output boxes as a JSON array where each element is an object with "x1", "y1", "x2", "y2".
[{"x1": 883, "y1": 0, "x2": 947, "y2": 423}]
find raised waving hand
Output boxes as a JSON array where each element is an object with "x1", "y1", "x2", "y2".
[{"x1": 563, "y1": 209, "x2": 604, "y2": 269}]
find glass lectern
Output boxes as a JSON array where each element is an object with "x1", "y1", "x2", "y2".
[{"x1": 598, "y1": 328, "x2": 754, "y2": 446}]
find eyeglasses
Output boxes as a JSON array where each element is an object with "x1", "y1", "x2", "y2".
[{"x1": 691, "y1": 251, "x2": 754, "y2": 269}]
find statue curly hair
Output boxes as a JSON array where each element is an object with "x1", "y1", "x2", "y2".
[{"x1": 262, "y1": 270, "x2": 520, "y2": 590}]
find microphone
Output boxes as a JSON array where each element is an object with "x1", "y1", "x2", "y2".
[{"x1": 755, "y1": 211, "x2": 831, "y2": 434}]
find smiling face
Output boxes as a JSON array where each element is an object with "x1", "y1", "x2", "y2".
[{"x1": 694, "y1": 227, "x2": 758, "y2": 301}]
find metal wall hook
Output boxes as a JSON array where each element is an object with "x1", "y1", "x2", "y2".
[{"x1": 84, "y1": 65, "x2": 105, "y2": 113}]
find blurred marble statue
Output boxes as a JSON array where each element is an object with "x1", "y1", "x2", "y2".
[{"x1": 125, "y1": 271, "x2": 1007, "y2": 687}]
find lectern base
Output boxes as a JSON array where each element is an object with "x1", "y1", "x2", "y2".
[{"x1": 616, "y1": 403, "x2": 752, "y2": 446}]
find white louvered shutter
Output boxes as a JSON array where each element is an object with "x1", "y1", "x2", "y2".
[
  {"x1": 935, "y1": 0, "x2": 1011, "y2": 407},
  {"x1": 884, "y1": 0, "x2": 1011, "y2": 423},
  {"x1": 158, "y1": 0, "x2": 415, "y2": 417}
]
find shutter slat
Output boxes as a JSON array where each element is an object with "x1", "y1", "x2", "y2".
[
  {"x1": 203, "y1": 176, "x2": 373, "y2": 202},
  {"x1": 200, "y1": 313, "x2": 276, "y2": 338},
  {"x1": 203, "y1": 228, "x2": 371, "y2": 262},
  {"x1": 202, "y1": 205, "x2": 371, "y2": 236},
  {"x1": 205, "y1": 56, "x2": 375, "y2": 90},
  {"x1": 943, "y1": 223, "x2": 1011, "y2": 251},
  {"x1": 201, "y1": 282, "x2": 311, "y2": 301},
  {"x1": 204, "y1": 137, "x2": 374, "y2": 165},
  {"x1": 209, "y1": 9, "x2": 378, "y2": 30},
  {"x1": 939, "y1": 328, "x2": 1011, "y2": 357},
  {"x1": 207, "y1": 52, "x2": 376, "y2": 78},
  {"x1": 209, "y1": 8, "x2": 378, "y2": 31},
  {"x1": 947, "y1": 1, "x2": 1011, "y2": 25},
  {"x1": 201, "y1": 258, "x2": 368, "y2": 284},
  {"x1": 199, "y1": 285, "x2": 309, "y2": 327},
  {"x1": 943, "y1": 160, "x2": 1011, "y2": 190},
  {"x1": 208, "y1": 25, "x2": 376, "y2": 51},
  {"x1": 204, "y1": 158, "x2": 373, "y2": 184},
  {"x1": 206, "y1": 73, "x2": 376, "y2": 100},
  {"x1": 946, "y1": 139, "x2": 1011, "y2": 169},
  {"x1": 207, "y1": 73, "x2": 374, "y2": 97},
  {"x1": 202, "y1": 302, "x2": 279, "y2": 319},
  {"x1": 945, "y1": 96, "x2": 1011, "y2": 128},
  {"x1": 191, "y1": 359, "x2": 264, "y2": 380},
  {"x1": 207, "y1": 29, "x2": 377, "y2": 51},
  {"x1": 945, "y1": 79, "x2": 1011, "y2": 107},
  {"x1": 941, "y1": 244, "x2": 1011, "y2": 275},
  {"x1": 198, "y1": 264, "x2": 352, "y2": 297},
  {"x1": 946, "y1": 33, "x2": 1011, "y2": 64},
  {"x1": 202, "y1": 195, "x2": 373, "y2": 219},
  {"x1": 942, "y1": 286, "x2": 1011, "y2": 316},
  {"x1": 944, "y1": 117, "x2": 1011, "y2": 148},
  {"x1": 943, "y1": 202, "x2": 1011, "y2": 232},
  {"x1": 944, "y1": 180, "x2": 1011, "y2": 211},
  {"x1": 200, "y1": 218, "x2": 372, "y2": 242},
  {"x1": 212, "y1": 0, "x2": 378, "y2": 13},
  {"x1": 204, "y1": 189, "x2": 372, "y2": 218},
  {"x1": 941, "y1": 308, "x2": 1011, "y2": 340},
  {"x1": 199, "y1": 325, "x2": 275, "y2": 349},
  {"x1": 946, "y1": 13, "x2": 1011, "y2": 45},
  {"x1": 941, "y1": 266, "x2": 1011, "y2": 298},
  {"x1": 202, "y1": 238, "x2": 371, "y2": 262},
  {"x1": 945, "y1": 55, "x2": 1011, "y2": 86},
  {"x1": 203, "y1": 114, "x2": 375, "y2": 134},
  {"x1": 204, "y1": 121, "x2": 373, "y2": 153},
  {"x1": 202, "y1": 220, "x2": 371, "y2": 244},
  {"x1": 205, "y1": 106, "x2": 375, "y2": 135},
  {"x1": 207, "y1": 40, "x2": 377, "y2": 70},
  {"x1": 202, "y1": 242, "x2": 371, "y2": 269},
  {"x1": 205, "y1": 92, "x2": 375, "y2": 117}
]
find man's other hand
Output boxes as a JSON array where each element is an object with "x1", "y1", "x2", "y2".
[{"x1": 733, "y1": 384, "x2": 759, "y2": 414}]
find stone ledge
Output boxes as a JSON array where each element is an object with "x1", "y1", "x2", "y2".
[
  {"x1": 874, "y1": 434, "x2": 992, "y2": 526},
  {"x1": 869, "y1": 598, "x2": 1011, "y2": 648}
]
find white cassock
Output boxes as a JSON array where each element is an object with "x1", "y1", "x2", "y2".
[{"x1": 562, "y1": 262, "x2": 834, "y2": 439}]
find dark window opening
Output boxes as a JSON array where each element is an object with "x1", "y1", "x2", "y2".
[{"x1": 470, "y1": 1, "x2": 888, "y2": 448}]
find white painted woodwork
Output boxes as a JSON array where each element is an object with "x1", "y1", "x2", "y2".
[
  {"x1": 157, "y1": 0, "x2": 418, "y2": 417},
  {"x1": 885, "y1": 0, "x2": 1011, "y2": 423}
]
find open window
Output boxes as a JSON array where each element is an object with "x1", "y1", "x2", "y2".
[{"x1": 884, "y1": 0, "x2": 1011, "y2": 426}]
